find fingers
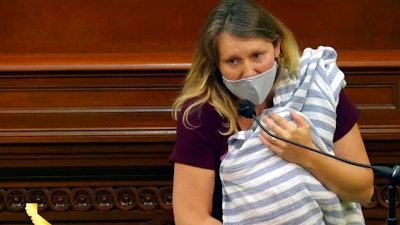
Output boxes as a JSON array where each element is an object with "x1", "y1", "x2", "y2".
[
  {"x1": 258, "y1": 132, "x2": 278, "y2": 149},
  {"x1": 259, "y1": 110, "x2": 313, "y2": 164},
  {"x1": 262, "y1": 110, "x2": 308, "y2": 134},
  {"x1": 259, "y1": 131, "x2": 283, "y2": 159},
  {"x1": 289, "y1": 110, "x2": 308, "y2": 128},
  {"x1": 260, "y1": 111, "x2": 304, "y2": 147},
  {"x1": 266, "y1": 112, "x2": 287, "y2": 129},
  {"x1": 258, "y1": 123, "x2": 279, "y2": 146},
  {"x1": 271, "y1": 136, "x2": 277, "y2": 144},
  {"x1": 261, "y1": 112, "x2": 288, "y2": 137}
]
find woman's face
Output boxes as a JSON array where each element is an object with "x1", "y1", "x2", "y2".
[{"x1": 217, "y1": 32, "x2": 280, "y2": 81}]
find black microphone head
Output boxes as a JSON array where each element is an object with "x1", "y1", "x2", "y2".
[{"x1": 238, "y1": 100, "x2": 256, "y2": 118}]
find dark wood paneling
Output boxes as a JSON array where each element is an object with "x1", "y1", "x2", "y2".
[
  {"x1": 0, "y1": 53, "x2": 184, "y2": 224},
  {"x1": 1, "y1": 51, "x2": 399, "y2": 224},
  {"x1": 0, "y1": 0, "x2": 399, "y2": 224},
  {"x1": 257, "y1": 0, "x2": 400, "y2": 51},
  {"x1": 344, "y1": 67, "x2": 400, "y2": 134},
  {"x1": 0, "y1": 0, "x2": 219, "y2": 53},
  {"x1": 0, "y1": 0, "x2": 398, "y2": 53},
  {"x1": 338, "y1": 54, "x2": 400, "y2": 224}
]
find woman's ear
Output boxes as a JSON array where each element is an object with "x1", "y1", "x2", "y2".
[{"x1": 274, "y1": 38, "x2": 282, "y2": 59}]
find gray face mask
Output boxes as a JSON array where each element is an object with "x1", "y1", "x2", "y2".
[{"x1": 222, "y1": 62, "x2": 278, "y2": 105}]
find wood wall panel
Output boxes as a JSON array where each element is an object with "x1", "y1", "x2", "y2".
[
  {"x1": 0, "y1": 0, "x2": 219, "y2": 54},
  {"x1": 0, "y1": 67, "x2": 183, "y2": 145},
  {"x1": 0, "y1": 0, "x2": 399, "y2": 224},
  {"x1": 259, "y1": 0, "x2": 400, "y2": 51},
  {"x1": 341, "y1": 65, "x2": 400, "y2": 224},
  {"x1": 343, "y1": 68, "x2": 400, "y2": 130},
  {"x1": 0, "y1": 59, "x2": 179, "y2": 224},
  {"x1": 0, "y1": 0, "x2": 398, "y2": 54},
  {"x1": 2, "y1": 52, "x2": 399, "y2": 225}
]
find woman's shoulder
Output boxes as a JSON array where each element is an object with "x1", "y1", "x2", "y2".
[
  {"x1": 181, "y1": 98, "x2": 216, "y2": 113},
  {"x1": 171, "y1": 98, "x2": 229, "y2": 169},
  {"x1": 334, "y1": 90, "x2": 359, "y2": 141},
  {"x1": 180, "y1": 98, "x2": 225, "y2": 128}
]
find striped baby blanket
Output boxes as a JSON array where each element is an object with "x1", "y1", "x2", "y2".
[{"x1": 220, "y1": 46, "x2": 365, "y2": 225}]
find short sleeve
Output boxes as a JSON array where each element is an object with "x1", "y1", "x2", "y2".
[
  {"x1": 334, "y1": 90, "x2": 360, "y2": 142},
  {"x1": 169, "y1": 101, "x2": 228, "y2": 170}
]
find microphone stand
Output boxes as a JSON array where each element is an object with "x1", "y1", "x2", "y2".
[{"x1": 373, "y1": 165, "x2": 400, "y2": 225}]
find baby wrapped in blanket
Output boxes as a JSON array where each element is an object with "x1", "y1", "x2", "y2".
[{"x1": 220, "y1": 47, "x2": 365, "y2": 225}]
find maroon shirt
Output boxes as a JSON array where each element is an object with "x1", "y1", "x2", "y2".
[{"x1": 169, "y1": 90, "x2": 359, "y2": 221}]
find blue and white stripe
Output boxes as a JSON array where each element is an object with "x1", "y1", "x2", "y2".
[{"x1": 220, "y1": 46, "x2": 364, "y2": 224}]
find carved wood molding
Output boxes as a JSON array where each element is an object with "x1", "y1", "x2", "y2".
[
  {"x1": 362, "y1": 184, "x2": 400, "y2": 210},
  {"x1": 0, "y1": 185, "x2": 173, "y2": 223},
  {"x1": 0, "y1": 53, "x2": 192, "y2": 72},
  {"x1": 337, "y1": 50, "x2": 400, "y2": 68},
  {"x1": 0, "y1": 184, "x2": 396, "y2": 223},
  {"x1": 0, "y1": 50, "x2": 399, "y2": 72}
]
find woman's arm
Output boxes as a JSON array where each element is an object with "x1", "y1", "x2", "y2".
[
  {"x1": 172, "y1": 163, "x2": 223, "y2": 225},
  {"x1": 259, "y1": 111, "x2": 374, "y2": 203},
  {"x1": 329, "y1": 123, "x2": 374, "y2": 202}
]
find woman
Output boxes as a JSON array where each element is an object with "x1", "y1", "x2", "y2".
[{"x1": 169, "y1": 0, "x2": 374, "y2": 224}]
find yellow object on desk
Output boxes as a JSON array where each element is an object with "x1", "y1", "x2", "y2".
[{"x1": 25, "y1": 203, "x2": 52, "y2": 225}]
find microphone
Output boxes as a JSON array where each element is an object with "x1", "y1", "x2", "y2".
[{"x1": 237, "y1": 99, "x2": 400, "y2": 184}]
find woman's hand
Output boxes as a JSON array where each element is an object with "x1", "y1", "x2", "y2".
[
  {"x1": 258, "y1": 110, "x2": 315, "y2": 166},
  {"x1": 258, "y1": 110, "x2": 374, "y2": 203}
]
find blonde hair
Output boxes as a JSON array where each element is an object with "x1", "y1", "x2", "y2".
[{"x1": 172, "y1": 0, "x2": 300, "y2": 135}]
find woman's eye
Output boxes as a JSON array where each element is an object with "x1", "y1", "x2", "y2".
[
  {"x1": 254, "y1": 53, "x2": 262, "y2": 59},
  {"x1": 228, "y1": 58, "x2": 237, "y2": 65}
]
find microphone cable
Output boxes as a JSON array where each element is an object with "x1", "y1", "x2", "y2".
[{"x1": 237, "y1": 99, "x2": 397, "y2": 178}]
